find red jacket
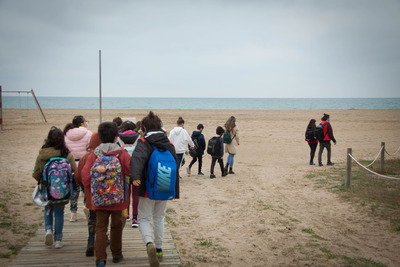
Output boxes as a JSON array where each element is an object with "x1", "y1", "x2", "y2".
[
  {"x1": 320, "y1": 121, "x2": 336, "y2": 143},
  {"x1": 81, "y1": 144, "x2": 131, "y2": 211}
]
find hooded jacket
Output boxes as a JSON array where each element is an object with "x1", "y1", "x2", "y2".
[
  {"x1": 74, "y1": 132, "x2": 102, "y2": 210},
  {"x1": 81, "y1": 143, "x2": 131, "y2": 211},
  {"x1": 320, "y1": 121, "x2": 336, "y2": 143},
  {"x1": 130, "y1": 130, "x2": 180, "y2": 199},
  {"x1": 168, "y1": 126, "x2": 194, "y2": 154},
  {"x1": 65, "y1": 127, "x2": 93, "y2": 160},
  {"x1": 32, "y1": 147, "x2": 77, "y2": 207},
  {"x1": 191, "y1": 130, "x2": 206, "y2": 155},
  {"x1": 118, "y1": 130, "x2": 140, "y2": 145}
]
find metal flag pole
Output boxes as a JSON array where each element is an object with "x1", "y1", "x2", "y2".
[{"x1": 99, "y1": 50, "x2": 102, "y2": 123}]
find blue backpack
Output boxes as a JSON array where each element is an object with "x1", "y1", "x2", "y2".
[{"x1": 146, "y1": 144, "x2": 177, "y2": 200}]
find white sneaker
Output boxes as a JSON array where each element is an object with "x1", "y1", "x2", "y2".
[
  {"x1": 45, "y1": 230, "x2": 53, "y2": 246},
  {"x1": 70, "y1": 212, "x2": 77, "y2": 222},
  {"x1": 55, "y1": 240, "x2": 63, "y2": 249}
]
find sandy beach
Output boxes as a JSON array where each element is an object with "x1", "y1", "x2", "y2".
[{"x1": 0, "y1": 108, "x2": 400, "y2": 267}]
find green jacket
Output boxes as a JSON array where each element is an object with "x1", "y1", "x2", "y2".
[{"x1": 32, "y1": 147, "x2": 77, "y2": 182}]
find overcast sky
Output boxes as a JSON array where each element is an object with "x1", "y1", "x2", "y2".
[{"x1": 1, "y1": 0, "x2": 399, "y2": 98}]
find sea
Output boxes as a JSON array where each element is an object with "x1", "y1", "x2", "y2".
[{"x1": 2, "y1": 96, "x2": 400, "y2": 110}]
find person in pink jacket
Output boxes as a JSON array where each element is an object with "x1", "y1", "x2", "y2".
[{"x1": 63, "y1": 115, "x2": 92, "y2": 222}]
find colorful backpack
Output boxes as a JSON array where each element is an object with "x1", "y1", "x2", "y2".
[
  {"x1": 41, "y1": 157, "x2": 73, "y2": 205},
  {"x1": 90, "y1": 149, "x2": 126, "y2": 207},
  {"x1": 146, "y1": 144, "x2": 177, "y2": 200}
]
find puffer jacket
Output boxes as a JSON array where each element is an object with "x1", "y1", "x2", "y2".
[
  {"x1": 225, "y1": 127, "x2": 240, "y2": 154},
  {"x1": 130, "y1": 130, "x2": 180, "y2": 199},
  {"x1": 65, "y1": 127, "x2": 92, "y2": 160},
  {"x1": 320, "y1": 121, "x2": 336, "y2": 143},
  {"x1": 81, "y1": 143, "x2": 131, "y2": 211}
]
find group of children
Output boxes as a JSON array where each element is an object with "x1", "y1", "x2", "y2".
[{"x1": 32, "y1": 112, "x2": 239, "y2": 267}]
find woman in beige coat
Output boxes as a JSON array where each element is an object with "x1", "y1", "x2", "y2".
[{"x1": 224, "y1": 116, "x2": 239, "y2": 174}]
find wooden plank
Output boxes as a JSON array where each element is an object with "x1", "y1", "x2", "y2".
[{"x1": 8, "y1": 198, "x2": 181, "y2": 267}]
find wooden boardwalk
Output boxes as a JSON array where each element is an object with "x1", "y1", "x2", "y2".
[{"x1": 8, "y1": 201, "x2": 181, "y2": 267}]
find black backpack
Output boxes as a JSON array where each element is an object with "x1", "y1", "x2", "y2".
[
  {"x1": 189, "y1": 138, "x2": 201, "y2": 157},
  {"x1": 314, "y1": 124, "x2": 327, "y2": 141},
  {"x1": 207, "y1": 137, "x2": 221, "y2": 156},
  {"x1": 305, "y1": 128, "x2": 316, "y2": 141}
]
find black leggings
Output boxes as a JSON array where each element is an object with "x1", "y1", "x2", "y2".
[{"x1": 308, "y1": 143, "x2": 318, "y2": 164}]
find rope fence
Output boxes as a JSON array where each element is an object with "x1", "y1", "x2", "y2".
[{"x1": 346, "y1": 142, "x2": 400, "y2": 188}]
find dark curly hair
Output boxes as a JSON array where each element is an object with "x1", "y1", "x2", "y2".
[{"x1": 42, "y1": 126, "x2": 70, "y2": 158}]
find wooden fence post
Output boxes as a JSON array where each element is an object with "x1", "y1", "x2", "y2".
[
  {"x1": 381, "y1": 142, "x2": 385, "y2": 173},
  {"x1": 346, "y1": 148, "x2": 352, "y2": 188}
]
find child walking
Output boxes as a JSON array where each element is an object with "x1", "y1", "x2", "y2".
[
  {"x1": 32, "y1": 126, "x2": 77, "y2": 249},
  {"x1": 81, "y1": 122, "x2": 131, "y2": 267},
  {"x1": 210, "y1": 126, "x2": 228, "y2": 179},
  {"x1": 130, "y1": 111, "x2": 179, "y2": 267},
  {"x1": 187, "y1": 124, "x2": 206, "y2": 176}
]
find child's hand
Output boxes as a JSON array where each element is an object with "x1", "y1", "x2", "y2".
[{"x1": 132, "y1": 180, "x2": 141, "y2": 186}]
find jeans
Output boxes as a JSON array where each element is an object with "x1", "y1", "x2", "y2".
[
  {"x1": 44, "y1": 205, "x2": 65, "y2": 241},
  {"x1": 189, "y1": 155, "x2": 203, "y2": 174},
  {"x1": 226, "y1": 153, "x2": 235, "y2": 167},
  {"x1": 138, "y1": 197, "x2": 167, "y2": 249},
  {"x1": 318, "y1": 141, "x2": 332, "y2": 164}
]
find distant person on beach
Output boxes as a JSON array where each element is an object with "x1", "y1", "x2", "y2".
[
  {"x1": 305, "y1": 119, "x2": 318, "y2": 165},
  {"x1": 224, "y1": 116, "x2": 240, "y2": 174},
  {"x1": 117, "y1": 120, "x2": 140, "y2": 228},
  {"x1": 187, "y1": 124, "x2": 206, "y2": 176},
  {"x1": 318, "y1": 113, "x2": 337, "y2": 166},
  {"x1": 33, "y1": 126, "x2": 77, "y2": 249},
  {"x1": 63, "y1": 115, "x2": 92, "y2": 222},
  {"x1": 74, "y1": 131, "x2": 102, "y2": 257},
  {"x1": 81, "y1": 122, "x2": 131, "y2": 267},
  {"x1": 113, "y1": 117, "x2": 123, "y2": 132},
  {"x1": 209, "y1": 126, "x2": 228, "y2": 178},
  {"x1": 168, "y1": 117, "x2": 195, "y2": 176},
  {"x1": 130, "y1": 111, "x2": 179, "y2": 267}
]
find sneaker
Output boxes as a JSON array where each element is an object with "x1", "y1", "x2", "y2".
[
  {"x1": 112, "y1": 254, "x2": 124, "y2": 263},
  {"x1": 309, "y1": 162, "x2": 315, "y2": 165},
  {"x1": 96, "y1": 261, "x2": 106, "y2": 267},
  {"x1": 132, "y1": 219, "x2": 139, "y2": 228},
  {"x1": 186, "y1": 166, "x2": 191, "y2": 176},
  {"x1": 198, "y1": 172, "x2": 204, "y2": 176},
  {"x1": 146, "y1": 243, "x2": 159, "y2": 267},
  {"x1": 126, "y1": 216, "x2": 130, "y2": 221},
  {"x1": 327, "y1": 162, "x2": 335, "y2": 166},
  {"x1": 156, "y1": 251, "x2": 163, "y2": 262},
  {"x1": 318, "y1": 163, "x2": 323, "y2": 167},
  {"x1": 70, "y1": 212, "x2": 77, "y2": 222},
  {"x1": 222, "y1": 172, "x2": 228, "y2": 177},
  {"x1": 45, "y1": 230, "x2": 53, "y2": 246},
  {"x1": 210, "y1": 174, "x2": 216, "y2": 179},
  {"x1": 55, "y1": 240, "x2": 63, "y2": 249}
]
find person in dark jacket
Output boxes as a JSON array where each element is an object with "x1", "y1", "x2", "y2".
[
  {"x1": 118, "y1": 120, "x2": 140, "y2": 227},
  {"x1": 187, "y1": 124, "x2": 206, "y2": 176},
  {"x1": 305, "y1": 119, "x2": 318, "y2": 165},
  {"x1": 318, "y1": 113, "x2": 337, "y2": 166},
  {"x1": 130, "y1": 111, "x2": 179, "y2": 267},
  {"x1": 210, "y1": 126, "x2": 228, "y2": 179}
]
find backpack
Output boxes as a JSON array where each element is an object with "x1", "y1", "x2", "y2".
[
  {"x1": 207, "y1": 136, "x2": 221, "y2": 156},
  {"x1": 223, "y1": 131, "x2": 232, "y2": 144},
  {"x1": 305, "y1": 128, "x2": 316, "y2": 141},
  {"x1": 117, "y1": 136, "x2": 139, "y2": 157},
  {"x1": 90, "y1": 149, "x2": 126, "y2": 207},
  {"x1": 189, "y1": 136, "x2": 202, "y2": 158},
  {"x1": 314, "y1": 124, "x2": 327, "y2": 141},
  {"x1": 41, "y1": 157, "x2": 73, "y2": 205},
  {"x1": 146, "y1": 145, "x2": 177, "y2": 200}
]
